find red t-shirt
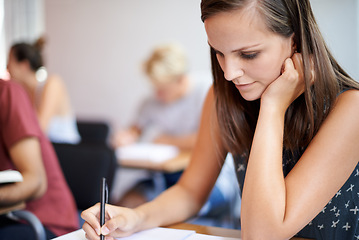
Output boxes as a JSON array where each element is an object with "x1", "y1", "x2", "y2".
[{"x1": 0, "y1": 80, "x2": 79, "y2": 236}]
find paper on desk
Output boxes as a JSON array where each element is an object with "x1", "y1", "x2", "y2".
[
  {"x1": 51, "y1": 229, "x2": 85, "y2": 240},
  {"x1": 118, "y1": 227, "x2": 195, "y2": 239},
  {"x1": 186, "y1": 233, "x2": 240, "y2": 240},
  {"x1": 52, "y1": 227, "x2": 195, "y2": 240},
  {"x1": 116, "y1": 143, "x2": 180, "y2": 163},
  {"x1": 0, "y1": 170, "x2": 23, "y2": 184}
]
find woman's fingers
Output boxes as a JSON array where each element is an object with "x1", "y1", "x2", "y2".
[
  {"x1": 83, "y1": 222, "x2": 100, "y2": 240},
  {"x1": 101, "y1": 207, "x2": 139, "y2": 238},
  {"x1": 283, "y1": 53, "x2": 305, "y2": 97},
  {"x1": 291, "y1": 53, "x2": 304, "y2": 81},
  {"x1": 261, "y1": 53, "x2": 306, "y2": 112},
  {"x1": 81, "y1": 203, "x2": 102, "y2": 236},
  {"x1": 82, "y1": 203, "x2": 143, "y2": 239}
]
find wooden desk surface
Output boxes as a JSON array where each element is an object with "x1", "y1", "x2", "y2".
[
  {"x1": 119, "y1": 151, "x2": 191, "y2": 173},
  {"x1": 168, "y1": 222, "x2": 311, "y2": 240}
]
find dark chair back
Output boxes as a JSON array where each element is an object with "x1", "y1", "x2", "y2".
[
  {"x1": 76, "y1": 121, "x2": 111, "y2": 145},
  {"x1": 52, "y1": 142, "x2": 117, "y2": 210}
]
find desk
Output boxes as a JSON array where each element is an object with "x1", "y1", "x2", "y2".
[
  {"x1": 53, "y1": 222, "x2": 312, "y2": 240},
  {"x1": 168, "y1": 223, "x2": 312, "y2": 240},
  {"x1": 119, "y1": 150, "x2": 191, "y2": 173}
]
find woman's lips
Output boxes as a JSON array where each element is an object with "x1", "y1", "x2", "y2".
[{"x1": 234, "y1": 82, "x2": 255, "y2": 91}]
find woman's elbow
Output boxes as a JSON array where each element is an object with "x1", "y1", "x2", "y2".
[
  {"x1": 241, "y1": 221, "x2": 294, "y2": 240},
  {"x1": 242, "y1": 231, "x2": 287, "y2": 240},
  {"x1": 30, "y1": 172, "x2": 48, "y2": 200},
  {"x1": 241, "y1": 227, "x2": 295, "y2": 240}
]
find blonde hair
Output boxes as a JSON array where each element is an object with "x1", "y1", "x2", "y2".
[{"x1": 143, "y1": 43, "x2": 188, "y2": 84}]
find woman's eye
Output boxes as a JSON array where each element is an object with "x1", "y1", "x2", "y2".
[{"x1": 241, "y1": 52, "x2": 258, "y2": 60}]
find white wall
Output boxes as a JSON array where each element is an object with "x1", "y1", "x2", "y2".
[
  {"x1": 1, "y1": 0, "x2": 45, "y2": 77},
  {"x1": 0, "y1": 0, "x2": 5, "y2": 76},
  {"x1": 44, "y1": 0, "x2": 358, "y2": 131},
  {"x1": 44, "y1": 0, "x2": 210, "y2": 130},
  {"x1": 311, "y1": 0, "x2": 359, "y2": 81}
]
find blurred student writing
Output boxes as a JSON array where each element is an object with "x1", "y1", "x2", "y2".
[{"x1": 111, "y1": 43, "x2": 238, "y2": 223}]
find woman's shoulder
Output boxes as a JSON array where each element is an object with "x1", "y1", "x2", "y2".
[
  {"x1": 330, "y1": 89, "x2": 359, "y2": 119},
  {"x1": 0, "y1": 80, "x2": 28, "y2": 100},
  {"x1": 337, "y1": 89, "x2": 359, "y2": 104},
  {"x1": 43, "y1": 74, "x2": 68, "y2": 95},
  {"x1": 46, "y1": 74, "x2": 65, "y2": 87}
]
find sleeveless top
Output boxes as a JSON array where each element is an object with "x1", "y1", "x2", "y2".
[
  {"x1": 36, "y1": 79, "x2": 81, "y2": 144},
  {"x1": 234, "y1": 148, "x2": 359, "y2": 240}
]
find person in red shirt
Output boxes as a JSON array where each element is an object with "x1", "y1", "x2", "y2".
[{"x1": 0, "y1": 79, "x2": 79, "y2": 239}]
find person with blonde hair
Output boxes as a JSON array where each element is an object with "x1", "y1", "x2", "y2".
[
  {"x1": 113, "y1": 43, "x2": 202, "y2": 148},
  {"x1": 111, "y1": 43, "x2": 237, "y2": 222},
  {"x1": 7, "y1": 38, "x2": 81, "y2": 144}
]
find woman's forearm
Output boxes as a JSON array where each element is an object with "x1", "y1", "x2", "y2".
[
  {"x1": 0, "y1": 172, "x2": 46, "y2": 207},
  {"x1": 134, "y1": 183, "x2": 203, "y2": 231},
  {"x1": 241, "y1": 106, "x2": 287, "y2": 238},
  {"x1": 0, "y1": 138, "x2": 47, "y2": 207}
]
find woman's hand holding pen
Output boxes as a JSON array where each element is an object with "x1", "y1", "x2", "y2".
[
  {"x1": 81, "y1": 203, "x2": 144, "y2": 240},
  {"x1": 260, "y1": 53, "x2": 305, "y2": 115}
]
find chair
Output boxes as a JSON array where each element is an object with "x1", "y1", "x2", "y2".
[
  {"x1": 76, "y1": 120, "x2": 111, "y2": 145},
  {"x1": 52, "y1": 142, "x2": 117, "y2": 211},
  {"x1": 6, "y1": 210, "x2": 46, "y2": 240}
]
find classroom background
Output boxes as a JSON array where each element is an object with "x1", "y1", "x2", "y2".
[{"x1": 0, "y1": 0, "x2": 358, "y2": 132}]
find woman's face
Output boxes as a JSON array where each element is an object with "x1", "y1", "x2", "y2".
[
  {"x1": 204, "y1": 7, "x2": 294, "y2": 101},
  {"x1": 152, "y1": 76, "x2": 184, "y2": 104},
  {"x1": 7, "y1": 50, "x2": 26, "y2": 83}
]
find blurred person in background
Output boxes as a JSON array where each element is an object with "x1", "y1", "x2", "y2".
[
  {"x1": 7, "y1": 37, "x2": 81, "y2": 144},
  {"x1": 0, "y1": 78, "x2": 79, "y2": 239},
  {"x1": 113, "y1": 43, "x2": 208, "y2": 149},
  {"x1": 111, "y1": 43, "x2": 239, "y2": 225}
]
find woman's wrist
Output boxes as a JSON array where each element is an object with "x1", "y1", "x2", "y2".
[
  {"x1": 134, "y1": 203, "x2": 155, "y2": 231},
  {"x1": 260, "y1": 98, "x2": 287, "y2": 118}
]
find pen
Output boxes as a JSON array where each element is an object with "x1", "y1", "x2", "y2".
[{"x1": 100, "y1": 177, "x2": 108, "y2": 240}]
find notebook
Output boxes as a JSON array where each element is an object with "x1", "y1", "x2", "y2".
[
  {"x1": 116, "y1": 143, "x2": 179, "y2": 163},
  {"x1": 52, "y1": 227, "x2": 240, "y2": 240},
  {"x1": 0, "y1": 170, "x2": 23, "y2": 184}
]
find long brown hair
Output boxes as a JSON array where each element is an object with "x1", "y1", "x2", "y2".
[{"x1": 201, "y1": 0, "x2": 359, "y2": 156}]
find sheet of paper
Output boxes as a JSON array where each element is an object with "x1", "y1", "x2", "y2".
[
  {"x1": 186, "y1": 233, "x2": 240, "y2": 240},
  {"x1": 52, "y1": 227, "x2": 195, "y2": 240},
  {"x1": 117, "y1": 227, "x2": 195, "y2": 240},
  {"x1": 116, "y1": 143, "x2": 180, "y2": 163},
  {"x1": 0, "y1": 170, "x2": 23, "y2": 184},
  {"x1": 51, "y1": 229, "x2": 85, "y2": 240}
]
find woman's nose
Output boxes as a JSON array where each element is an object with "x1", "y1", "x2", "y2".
[{"x1": 222, "y1": 58, "x2": 244, "y2": 81}]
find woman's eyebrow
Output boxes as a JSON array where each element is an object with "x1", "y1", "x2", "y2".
[{"x1": 208, "y1": 42, "x2": 261, "y2": 53}]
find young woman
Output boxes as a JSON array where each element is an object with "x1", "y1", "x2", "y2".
[
  {"x1": 81, "y1": 0, "x2": 359, "y2": 239},
  {"x1": 0, "y1": 79, "x2": 79, "y2": 239},
  {"x1": 7, "y1": 38, "x2": 81, "y2": 144}
]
